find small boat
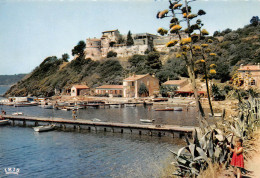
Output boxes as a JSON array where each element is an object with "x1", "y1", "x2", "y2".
[
  {"x1": 110, "y1": 105, "x2": 120, "y2": 108},
  {"x1": 209, "y1": 113, "x2": 222, "y2": 117},
  {"x1": 125, "y1": 104, "x2": 136, "y2": 107},
  {"x1": 14, "y1": 102, "x2": 38, "y2": 107},
  {"x1": 92, "y1": 118, "x2": 102, "y2": 122},
  {"x1": 33, "y1": 125, "x2": 55, "y2": 132},
  {"x1": 140, "y1": 119, "x2": 155, "y2": 123},
  {"x1": 173, "y1": 107, "x2": 183, "y2": 111},
  {"x1": 155, "y1": 108, "x2": 174, "y2": 111},
  {"x1": 12, "y1": 112, "x2": 24, "y2": 116},
  {"x1": 61, "y1": 108, "x2": 69, "y2": 111},
  {"x1": 0, "y1": 119, "x2": 10, "y2": 125},
  {"x1": 39, "y1": 105, "x2": 53, "y2": 109}
]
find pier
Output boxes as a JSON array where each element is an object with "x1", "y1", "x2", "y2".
[{"x1": 2, "y1": 115, "x2": 195, "y2": 138}]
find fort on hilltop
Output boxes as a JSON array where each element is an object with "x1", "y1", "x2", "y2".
[{"x1": 84, "y1": 29, "x2": 187, "y2": 60}]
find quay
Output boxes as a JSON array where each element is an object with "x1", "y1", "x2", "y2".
[{"x1": 2, "y1": 115, "x2": 195, "y2": 138}]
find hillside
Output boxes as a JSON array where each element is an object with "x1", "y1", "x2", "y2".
[
  {"x1": 0, "y1": 74, "x2": 26, "y2": 85},
  {"x1": 5, "y1": 24, "x2": 260, "y2": 97}
]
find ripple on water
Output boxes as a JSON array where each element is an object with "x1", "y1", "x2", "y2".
[{"x1": 0, "y1": 126, "x2": 184, "y2": 177}]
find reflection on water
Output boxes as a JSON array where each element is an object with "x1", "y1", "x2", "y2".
[{"x1": 0, "y1": 126, "x2": 185, "y2": 177}]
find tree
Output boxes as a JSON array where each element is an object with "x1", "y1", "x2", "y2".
[
  {"x1": 107, "y1": 51, "x2": 117, "y2": 58},
  {"x1": 156, "y1": 0, "x2": 217, "y2": 118},
  {"x1": 126, "y1": 31, "x2": 134, "y2": 46},
  {"x1": 138, "y1": 83, "x2": 149, "y2": 97},
  {"x1": 61, "y1": 53, "x2": 69, "y2": 62},
  {"x1": 72, "y1": 41, "x2": 86, "y2": 56},
  {"x1": 146, "y1": 51, "x2": 162, "y2": 73},
  {"x1": 159, "y1": 85, "x2": 177, "y2": 97},
  {"x1": 250, "y1": 16, "x2": 259, "y2": 26}
]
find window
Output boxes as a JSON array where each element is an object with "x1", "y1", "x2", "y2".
[
  {"x1": 132, "y1": 82, "x2": 134, "y2": 86},
  {"x1": 251, "y1": 79, "x2": 256, "y2": 85}
]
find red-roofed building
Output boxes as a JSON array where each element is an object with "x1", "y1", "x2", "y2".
[
  {"x1": 237, "y1": 64, "x2": 260, "y2": 89},
  {"x1": 71, "y1": 85, "x2": 90, "y2": 96},
  {"x1": 123, "y1": 74, "x2": 159, "y2": 98},
  {"x1": 162, "y1": 78, "x2": 206, "y2": 96},
  {"x1": 162, "y1": 78, "x2": 189, "y2": 90},
  {"x1": 95, "y1": 85, "x2": 123, "y2": 96}
]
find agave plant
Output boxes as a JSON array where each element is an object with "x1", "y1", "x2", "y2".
[{"x1": 170, "y1": 95, "x2": 260, "y2": 177}]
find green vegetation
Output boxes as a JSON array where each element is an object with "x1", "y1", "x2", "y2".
[
  {"x1": 0, "y1": 74, "x2": 26, "y2": 85},
  {"x1": 5, "y1": 15, "x2": 260, "y2": 97},
  {"x1": 138, "y1": 83, "x2": 149, "y2": 97},
  {"x1": 126, "y1": 31, "x2": 134, "y2": 46}
]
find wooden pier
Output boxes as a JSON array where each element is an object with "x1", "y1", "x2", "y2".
[{"x1": 2, "y1": 115, "x2": 196, "y2": 138}]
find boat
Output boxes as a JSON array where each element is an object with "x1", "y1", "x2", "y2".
[
  {"x1": 12, "y1": 112, "x2": 24, "y2": 116},
  {"x1": 92, "y1": 118, "x2": 102, "y2": 122},
  {"x1": 39, "y1": 105, "x2": 53, "y2": 109},
  {"x1": 0, "y1": 119, "x2": 10, "y2": 125},
  {"x1": 33, "y1": 125, "x2": 55, "y2": 132},
  {"x1": 125, "y1": 104, "x2": 136, "y2": 107},
  {"x1": 173, "y1": 107, "x2": 183, "y2": 111},
  {"x1": 110, "y1": 104, "x2": 120, "y2": 108},
  {"x1": 140, "y1": 119, "x2": 154, "y2": 123},
  {"x1": 155, "y1": 108, "x2": 174, "y2": 111},
  {"x1": 209, "y1": 113, "x2": 222, "y2": 117},
  {"x1": 14, "y1": 102, "x2": 38, "y2": 107}
]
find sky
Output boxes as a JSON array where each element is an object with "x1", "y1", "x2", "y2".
[{"x1": 0, "y1": 0, "x2": 259, "y2": 75}]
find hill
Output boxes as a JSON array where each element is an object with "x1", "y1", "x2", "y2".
[
  {"x1": 5, "y1": 23, "x2": 260, "y2": 97},
  {"x1": 0, "y1": 74, "x2": 26, "y2": 85}
]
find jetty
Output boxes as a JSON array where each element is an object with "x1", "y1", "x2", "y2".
[{"x1": 2, "y1": 115, "x2": 195, "y2": 138}]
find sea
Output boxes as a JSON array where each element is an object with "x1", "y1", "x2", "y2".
[{"x1": 0, "y1": 85, "x2": 195, "y2": 177}]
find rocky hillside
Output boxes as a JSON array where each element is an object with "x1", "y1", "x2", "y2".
[{"x1": 5, "y1": 24, "x2": 260, "y2": 97}]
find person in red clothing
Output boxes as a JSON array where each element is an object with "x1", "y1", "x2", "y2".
[{"x1": 227, "y1": 137, "x2": 244, "y2": 178}]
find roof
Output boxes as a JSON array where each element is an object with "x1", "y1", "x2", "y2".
[
  {"x1": 102, "y1": 29, "x2": 118, "y2": 33},
  {"x1": 238, "y1": 65, "x2": 260, "y2": 71},
  {"x1": 162, "y1": 79, "x2": 187, "y2": 86},
  {"x1": 87, "y1": 38, "x2": 101, "y2": 41},
  {"x1": 96, "y1": 85, "x2": 123, "y2": 89},
  {"x1": 72, "y1": 85, "x2": 90, "y2": 89},
  {"x1": 123, "y1": 74, "x2": 150, "y2": 81},
  {"x1": 177, "y1": 83, "x2": 193, "y2": 92}
]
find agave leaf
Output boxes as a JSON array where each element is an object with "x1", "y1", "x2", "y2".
[
  {"x1": 208, "y1": 131, "x2": 214, "y2": 158},
  {"x1": 214, "y1": 145, "x2": 222, "y2": 159},
  {"x1": 230, "y1": 124, "x2": 241, "y2": 137},
  {"x1": 185, "y1": 135, "x2": 190, "y2": 145},
  {"x1": 177, "y1": 147, "x2": 189, "y2": 158},
  {"x1": 215, "y1": 134, "x2": 225, "y2": 142},
  {"x1": 193, "y1": 129, "x2": 201, "y2": 147},
  {"x1": 196, "y1": 147, "x2": 210, "y2": 163},
  {"x1": 189, "y1": 144, "x2": 196, "y2": 160}
]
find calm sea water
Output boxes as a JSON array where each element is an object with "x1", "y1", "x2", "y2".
[{"x1": 0, "y1": 86, "x2": 193, "y2": 177}]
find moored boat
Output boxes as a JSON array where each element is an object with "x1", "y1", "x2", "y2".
[
  {"x1": 173, "y1": 107, "x2": 183, "y2": 111},
  {"x1": 0, "y1": 119, "x2": 10, "y2": 125},
  {"x1": 155, "y1": 108, "x2": 174, "y2": 111},
  {"x1": 140, "y1": 119, "x2": 154, "y2": 123},
  {"x1": 125, "y1": 104, "x2": 136, "y2": 107},
  {"x1": 12, "y1": 112, "x2": 24, "y2": 116},
  {"x1": 33, "y1": 125, "x2": 55, "y2": 132}
]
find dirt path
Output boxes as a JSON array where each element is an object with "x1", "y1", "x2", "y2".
[{"x1": 244, "y1": 130, "x2": 260, "y2": 178}]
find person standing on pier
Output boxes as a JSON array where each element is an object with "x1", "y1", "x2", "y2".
[{"x1": 72, "y1": 109, "x2": 77, "y2": 120}]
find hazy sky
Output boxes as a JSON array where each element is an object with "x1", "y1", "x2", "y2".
[{"x1": 0, "y1": 0, "x2": 259, "y2": 75}]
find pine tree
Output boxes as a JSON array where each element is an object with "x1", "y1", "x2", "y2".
[{"x1": 126, "y1": 31, "x2": 134, "y2": 46}]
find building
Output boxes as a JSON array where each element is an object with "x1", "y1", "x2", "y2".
[
  {"x1": 237, "y1": 64, "x2": 260, "y2": 89},
  {"x1": 162, "y1": 78, "x2": 189, "y2": 90},
  {"x1": 123, "y1": 74, "x2": 159, "y2": 98},
  {"x1": 162, "y1": 78, "x2": 206, "y2": 96},
  {"x1": 71, "y1": 85, "x2": 90, "y2": 97},
  {"x1": 95, "y1": 85, "x2": 123, "y2": 96},
  {"x1": 84, "y1": 29, "x2": 188, "y2": 60}
]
